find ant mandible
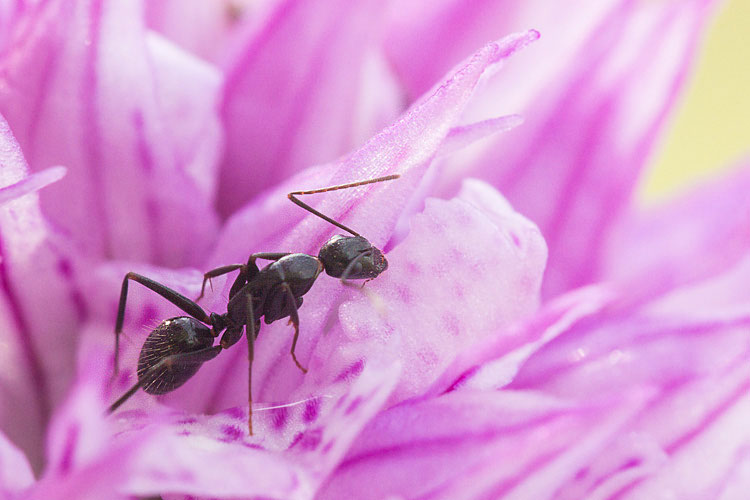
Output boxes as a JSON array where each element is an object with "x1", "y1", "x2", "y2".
[{"x1": 108, "y1": 174, "x2": 399, "y2": 434}]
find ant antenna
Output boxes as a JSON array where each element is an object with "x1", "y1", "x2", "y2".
[{"x1": 288, "y1": 174, "x2": 400, "y2": 237}]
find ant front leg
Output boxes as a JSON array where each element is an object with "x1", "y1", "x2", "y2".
[
  {"x1": 114, "y1": 272, "x2": 211, "y2": 375},
  {"x1": 249, "y1": 252, "x2": 292, "y2": 263},
  {"x1": 197, "y1": 264, "x2": 246, "y2": 301},
  {"x1": 339, "y1": 251, "x2": 373, "y2": 288}
]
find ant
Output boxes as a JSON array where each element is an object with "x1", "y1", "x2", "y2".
[{"x1": 108, "y1": 174, "x2": 398, "y2": 434}]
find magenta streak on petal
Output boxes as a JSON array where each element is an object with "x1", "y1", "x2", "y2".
[
  {"x1": 133, "y1": 110, "x2": 161, "y2": 262},
  {"x1": 21, "y1": 7, "x2": 64, "y2": 165},
  {"x1": 221, "y1": 0, "x2": 295, "y2": 99},
  {"x1": 303, "y1": 396, "x2": 321, "y2": 423},
  {"x1": 0, "y1": 236, "x2": 50, "y2": 425},
  {"x1": 607, "y1": 375, "x2": 750, "y2": 500},
  {"x1": 132, "y1": 111, "x2": 154, "y2": 174},
  {"x1": 269, "y1": 20, "x2": 345, "y2": 177},
  {"x1": 549, "y1": 3, "x2": 706, "y2": 294},
  {"x1": 220, "y1": 424, "x2": 242, "y2": 442},
  {"x1": 336, "y1": 412, "x2": 561, "y2": 472},
  {"x1": 334, "y1": 359, "x2": 365, "y2": 383},
  {"x1": 81, "y1": 0, "x2": 111, "y2": 257},
  {"x1": 271, "y1": 406, "x2": 289, "y2": 431},
  {"x1": 491, "y1": 449, "x2": 587, "y2": 499},
  {"x1": 441, "y1": 365, "x2": 481, "y2": 394},
  {"x1": 56, "y1": 423, "x2": 80, "y2": 475},
  {"x1": 712, "y1": 446, "x2": 750, "y2": 498},
  {"x1": 56, "y1": 257, "x2": 88, "y2": 322},
  {"x1": 664, "y1": 376, "x2": 750, "y2": 455},
  {"x1": 512, "y1": 315, "x2": 750, "y2": 390}
]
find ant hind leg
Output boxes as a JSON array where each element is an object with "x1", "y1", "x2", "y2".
[{"x1": 114, "y1": 272, "x2": 211, "y2": 376}]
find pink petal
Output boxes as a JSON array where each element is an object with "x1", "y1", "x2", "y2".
[
  {"x1": 503, "y1": 259, "x2": 750, "y2": 496},
  {"x1": 0, "y1": 430, "x2": 34, "y2": 497},
  {"x1": 319, "y1": 390, "x2": 646, "y2": 499},
  {"x1": 0, "y1": 116, "x2": 85, "y2": 470},
  {"x1": 544, "y1": 355, "x2": 750, "y2": 499},
  {"x1": 510, "y1": 261, "x2": 750, "y2": 398},
  {"x1": 43, "y1": 346, "x2": 111, "y2": 476},
  {"x1": 303, "y1": 179, "x2": 546, "y2": 404},
  {"x1": 217, "y1": 0, "x2": 399, "y2": 215},
  {"x1": 425, "y1": 284, "x2": 614, "y2": 398},
  {"x1": 384, "y1": 0, "x2": 613, "y2": 101},
  {"x1": 429, "y1": 0, "x2": 716, "y2": 298},
  {"x1": 24, "y1": 342, "x2": 146, "y2": 500},
  {"x1": 601, "y1": 160, "x2": 750, "y2": 302},
  {"x1": 0, "y1": 0, "x2": 220, "y2": 266},
  {"x1": 109, "y1": 361, "x2": 399, "y2": 498}
]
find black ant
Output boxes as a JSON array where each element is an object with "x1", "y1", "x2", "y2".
[{"x1": 108, "y1": 174, "x2": 398, "y2": 434}]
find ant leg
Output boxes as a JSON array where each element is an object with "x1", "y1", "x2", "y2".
[
  {"x1": 107, "y1": 344, "x2": 222, "y2": 413},
  {"x1": 246, "y1": 291, "x2": 257, "y2": 436},
  {"x1": 339, "y1": 251, "x2": 373, "y2": 288},
  {"x1": 197, "y1": 264, "x2": 245, "y2": 301},
  {"x1": 249, "y1": 252, "x2": 292, "y2": 262},
  {"x1": 114, "y1": 272, "x2": 211, "y2": 375},
  {"x1": 281, "y1": 282, "x2": 308, "y2": 373}
]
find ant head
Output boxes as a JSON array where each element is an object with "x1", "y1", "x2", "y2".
[{"x1": 318, "y1": 234, "x2": 388, "y2": 279}]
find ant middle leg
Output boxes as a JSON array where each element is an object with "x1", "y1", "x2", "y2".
[
  {"x1": 114, "y1": 272, "x2": 211, "y2": 375},
  {"x1": 246, "y1": 291, "x2": 256, "y2": 435},
  {"x1": 281, "y1": 282, "x2": 308, "y2": 374}
]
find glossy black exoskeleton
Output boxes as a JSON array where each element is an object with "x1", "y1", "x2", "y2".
[{"x1": 108, "y1": 174, "x2": 398, "y2": 434}]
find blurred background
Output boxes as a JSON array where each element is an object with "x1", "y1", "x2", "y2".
[{"x1": 642, "y1": 0, "x2": 750, "y2": 200}]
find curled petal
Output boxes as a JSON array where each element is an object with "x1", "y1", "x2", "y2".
[{"x1": 0, "y1": 166, "x2": 65, "y2": 206}]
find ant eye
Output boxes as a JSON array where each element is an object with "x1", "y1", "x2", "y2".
[
  {"x1": 318, "y1": 235, "x2": 387, "y2": 279},
  {"x1": 137, "y1": 317, "x2": 216, "y2": 395}
]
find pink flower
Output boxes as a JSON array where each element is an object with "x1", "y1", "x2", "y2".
[{"x1": 0, "y1": 0, "x2": 746, "y2": 499}]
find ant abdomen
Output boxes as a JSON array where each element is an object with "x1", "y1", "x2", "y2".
[{"x1": 137, "y1": 317, "x2": 217, "y2": 395}]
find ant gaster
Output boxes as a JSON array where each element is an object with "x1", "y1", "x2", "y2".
[{"x1": 108, "y1": 174, "x2": 399, "y2": 434}]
